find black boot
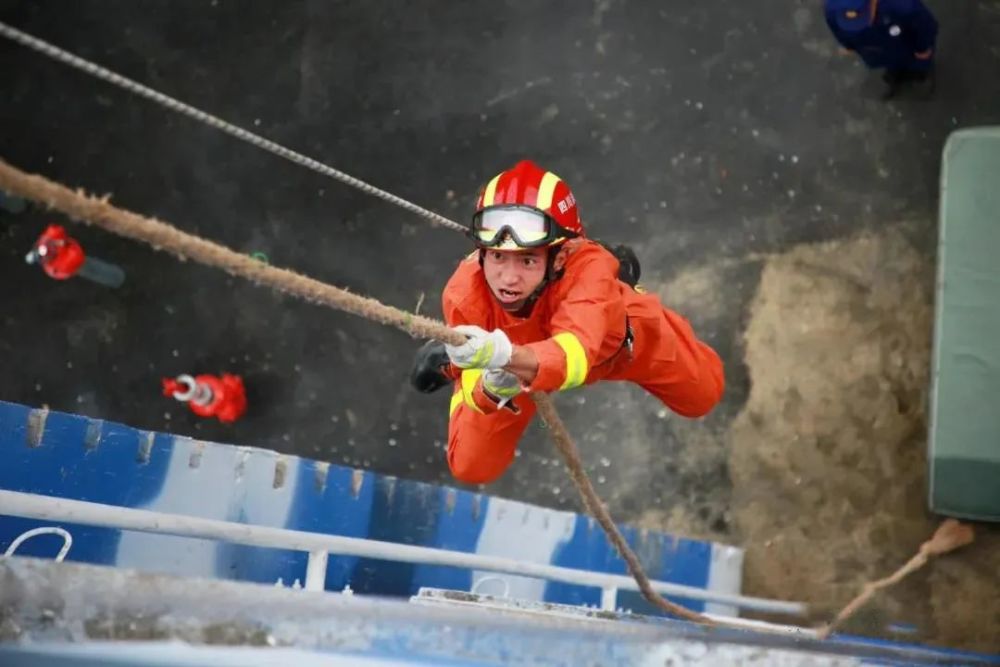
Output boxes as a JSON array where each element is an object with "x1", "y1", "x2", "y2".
[
  {"x1": 410, "y1": 340, "x2": 451, "y2": 393},
  {"x1": 881, "y1": 69, "x2": 903, "y2": 100},
  {"x1": 911, "y1": 63, "x2": 936, "y2": 99}
]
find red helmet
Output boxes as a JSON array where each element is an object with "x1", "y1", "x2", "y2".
[{"x1": 471, "y1": 160, "x2": 583, "y2": 250}]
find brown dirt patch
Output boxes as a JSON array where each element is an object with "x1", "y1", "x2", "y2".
[{"x1": 728, "y1": 229, "x2": 1000, "y2": 652}]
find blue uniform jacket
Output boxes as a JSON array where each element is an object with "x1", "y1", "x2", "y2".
[{"x1": 825, "y1": 0, "x2": 938, "y2": 71}]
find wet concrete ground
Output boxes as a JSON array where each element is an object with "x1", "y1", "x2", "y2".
[{"x1": 1, "y1": 0, "x2": 999, "y2": 651}]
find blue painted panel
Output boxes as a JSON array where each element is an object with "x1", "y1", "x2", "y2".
[
  {"x1": 408, "y1": 487, "x2": 487, "y2": 594},
  {"x1": 544, "y1": 517, "x2": 712, "y2": 613},
  {"x1": 352, "y1": 476, "x2": 450, "y2": 596},
  {"x1": 2, "y1": 401, "x2": 997, "y2": 661},
  {"x1": 0, "y1": 400, "x2": 724, "y2": 611},
  {"x1": 293, "y1": 462, "x2": 377, "y2": 590},
  {"x1": 0, "y1": 405, "x2": 172, "y2": 565}
]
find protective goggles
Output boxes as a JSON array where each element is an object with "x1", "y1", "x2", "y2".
[{"x1": 470, "y1": 206, "x2": 575, "y2": 248}]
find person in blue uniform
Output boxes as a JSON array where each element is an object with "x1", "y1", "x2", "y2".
[{"x1": 824, "y1": 0, "x2": 938, "y2": 98}]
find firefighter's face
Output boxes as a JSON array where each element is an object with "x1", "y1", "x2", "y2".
[{"x1": 482, "y1": 247, "x2": 549, "y2": 311}]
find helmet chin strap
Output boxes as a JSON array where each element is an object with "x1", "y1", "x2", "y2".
[{"x1": 480, "y1": 247, "x2": 563, "y2": 317}]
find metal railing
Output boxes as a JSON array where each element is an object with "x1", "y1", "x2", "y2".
[{"x1": 0, "y1": 489, "x2": 807, "y2": 615}]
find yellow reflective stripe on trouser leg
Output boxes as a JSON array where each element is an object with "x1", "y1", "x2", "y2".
[
  {"x1": 449, "y1": 389, "x2": 463, "y2": 416},
  {"x1": 553, "y1": 332, "x2": 588, "y2": 390},
  {"x1": 460, "y1": 369, "x2": 484, "y2": 413}
]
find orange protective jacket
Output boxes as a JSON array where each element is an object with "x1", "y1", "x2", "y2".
[
  {"x1": 443, "y1": 240, "x2": 724, "y2": 414},
  {"x1": 441, "y1": 240, "x2": 725, "y2": 484}
]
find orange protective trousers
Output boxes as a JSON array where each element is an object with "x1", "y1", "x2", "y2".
[{"x1": 446, "y1": 304, "x2": 724, "y2": 484}]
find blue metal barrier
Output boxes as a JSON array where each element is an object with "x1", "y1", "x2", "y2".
[{"x1": 0, "y1": 400, "x2": 738, "y2": 611}]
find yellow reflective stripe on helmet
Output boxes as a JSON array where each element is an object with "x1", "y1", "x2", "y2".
[
  {"x1": 481, "y1": 173, "x2": 502, "y2": 207},
  {"x1": 460, "y1": 369, "x2": 485, "y2": 413},
  {"x1": 553, "y1": 332, "x2": 588, "y2": 390},
  {"x1": 449, "y1": 389, "x2": 463, "y2": 416},
  {"x1": 535, "y1": 171, "x2": 561, "y2": 212}
]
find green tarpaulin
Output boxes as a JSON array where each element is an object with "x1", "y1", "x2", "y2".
[{"x1": 929, "y1": 127, "x2": 1000, "y2": 522}]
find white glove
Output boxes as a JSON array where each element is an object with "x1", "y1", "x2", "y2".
[
  {"x1": 483, "y1": 369, "x2": 522, "y2": 411},
  {"x1": 445, "y1": 325, "x2": 513, "y2": 370},
  {"x1": 482, "y1": 369, "x2": 522, "y2": 403}
]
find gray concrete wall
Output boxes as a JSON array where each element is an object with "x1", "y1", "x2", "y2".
[{"x1": 2, "y1": 1, "x2": 999, "y2": 651}]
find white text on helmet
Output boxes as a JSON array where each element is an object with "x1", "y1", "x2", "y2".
[{"x1": 556, "y1": 193, "x2": 576, "y2": 214}]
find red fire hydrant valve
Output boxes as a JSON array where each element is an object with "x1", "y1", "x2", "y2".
[
  {"x1": 26, "y1": 223, "x2": 126, "y2": 288},
  {"x1": 162, "y1": 373, "x2": 247, "y2": 423},
  {"x1": 26, "y1": 224, "x2": 85, "y2": 279}
]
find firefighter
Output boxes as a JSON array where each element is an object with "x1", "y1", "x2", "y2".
[{"x1": 412, "y1": 160, "x2": 724, "y2": 484}]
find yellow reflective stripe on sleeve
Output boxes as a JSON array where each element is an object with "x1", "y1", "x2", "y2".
[
  {"x1": 460, "y1": 369, "x2": 485, "y2": 413},
  {"x1": 553, "y1": 332, "x2": 588, "y2": 390},
  {"x1": 535, "y1": 172, "x2": 561, "y2": 211},
  {"x1": 481, "y1": 173, "x2": 502, "y2": 207},
  {"x1": 449, "y1": 389, "x2": 463, "y2": 416}
]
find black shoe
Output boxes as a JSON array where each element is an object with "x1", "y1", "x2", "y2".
[
  {"x1": 881, "y1": 69, "x2": 903, "y2": 100},
  {"x1": 912, "y1": 64, "x2": 936, "y2": 99},
  {"x1": 410, "y1": 340, "x2": 451, "y2": 393}
]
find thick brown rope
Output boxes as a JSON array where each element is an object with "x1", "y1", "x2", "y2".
[
  {"x1": 0, "y1": 161, "x2": 456, "y2": 344},
  {"x1": 533, "y1": 396, "x2": 708, "y2": 621},
  {"x1": 0, "y1": 158, "x2": 710, "y2": 624},
  {"x1": 817, "y1": 519, "x2": 974, "y2": 639}
]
